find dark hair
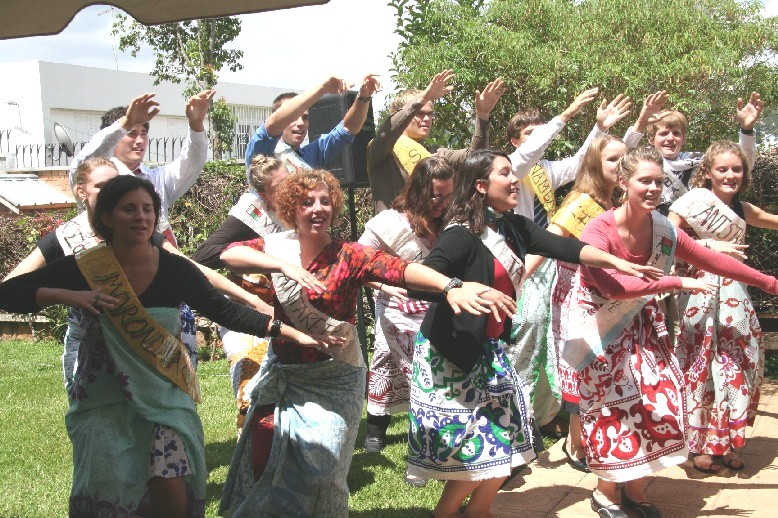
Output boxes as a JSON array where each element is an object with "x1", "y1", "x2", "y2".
[
  {"x1": 393, "y1": 157, "x2": 454, "y2": 239},
  {"x1": 92, "y1": 175, "x2": 160, "y2": 242},
  {"x1": 445, "y1": 149, "x2": 510, "y2": 235},
  {"x1": 271, "y1": 92, "x2": 299, "y2": 113},
  {"x1": 507, "y1": 109, "x2": 547, "y2": 142},
  {"x1": 101, "y1": 106, "x2": 150, "y2": 131},
  {"x1": 689, "y1": 140, "x2": 750, "y2": 193}
]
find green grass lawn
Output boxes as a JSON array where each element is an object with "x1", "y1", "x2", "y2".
[{"x1": 0, "y1": 339, "x2": 444, "y2": 517}]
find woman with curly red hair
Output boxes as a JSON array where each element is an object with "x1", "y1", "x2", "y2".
[{"x1": 218, "y1": 169, "x2": 512, "y2": 516}]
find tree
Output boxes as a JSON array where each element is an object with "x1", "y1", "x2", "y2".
[
  {"x1": 112, "y1": 15, "x2": 243, "y2": 158},
  {"x1": 389, "y1": 0, "x2": 778, "y2": 156}
]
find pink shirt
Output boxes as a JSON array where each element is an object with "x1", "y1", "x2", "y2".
[{"x1": 579, "y1": 210, "x2": 778, "y2": 299}]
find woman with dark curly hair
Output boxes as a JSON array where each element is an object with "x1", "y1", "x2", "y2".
[
  {"x1": 0, "y1": 175, "x2": 320, "y2": 517},
  {"x1": 218, "y1": 169, "x2": 510, "y2": 517}
]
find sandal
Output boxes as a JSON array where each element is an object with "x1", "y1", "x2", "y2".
[
  {"x1": 562, "y1": 440, "x2": 591, "y2": 473},
  {"x1": 691, "y1": 453, "x2": 722, "y2": 475},
  {"x1": 720, "y1": 451, "x2": 745, "y2": 471},
  {"x1": 621, "y1": 487, "x2": 662, "y2": 518},
  {"x1": 590, "y1": 491, "x2": 628, "y2": 518}
]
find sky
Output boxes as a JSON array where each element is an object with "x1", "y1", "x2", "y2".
[{"x1": 0, "y1": 0, "x2": 776, "y2": 111}]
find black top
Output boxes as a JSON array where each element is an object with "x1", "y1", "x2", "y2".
[
  {"x1": 0, "y1": 246, "x2": 270, "y2": 337},
  {"x1": 192, "y1": 216, "x2": 259, "y2": 268},
  {"x1": 38, "y1": 230, "x2": 166, "y2": 264},
  {"x1": 410, "y1": 216, "x2": 585, "y2": 371}
]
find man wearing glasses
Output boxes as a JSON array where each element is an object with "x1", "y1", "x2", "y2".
[{"x1": 367, "y1": 70, "x2": 505, "y2": 214}]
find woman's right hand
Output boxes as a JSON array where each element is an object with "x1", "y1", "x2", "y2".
[
  {"x1": 679, "y1": 277, "x2": 717, "y2": 294},
  {"x1": 63, "y1": 290, "x2": 119, "y2": 316},
  {"x1": 446, "y1": 282, "x2": 516, "y2": 321},
  {"x1": 291, "y1": 329, "x2": 347, "y2": 351},
  {"x1": 279, "y1": 263, "x2": 326, "y2": 294}
]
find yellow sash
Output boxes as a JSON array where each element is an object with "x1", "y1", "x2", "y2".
[
  {"x1": 76, "y1": 245, "x2": 201, "y2": 403},
  {"x1": 523, "y1": 164, "x2": 556, "y2": 217},
  {"x1": 551, "y1": 192, "x2": 605, "y2": 238},
  {"x1": 390, "y1": 134, "x2": 431, "y2": 176}
]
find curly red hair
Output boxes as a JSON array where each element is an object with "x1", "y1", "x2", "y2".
[{"x1": 274, "y1": 169, "x2": 344, "y2": 229}]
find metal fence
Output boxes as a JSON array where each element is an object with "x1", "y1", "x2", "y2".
[{"x1": 0, "y1": 129, "x2": 250, "y2": 168}]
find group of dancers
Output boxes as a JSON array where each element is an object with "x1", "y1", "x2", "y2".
[{"x1": 0, "y1": 68, "x2": 776, "y2": 518}]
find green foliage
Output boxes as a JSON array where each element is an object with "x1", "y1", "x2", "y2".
[
  {"x1": 167, "y1": 160, "x2": 247, "y2": 258},
  {"x1": 112, "y1": 16, "x2": 243, "y2": 92},
  {"x1": 210, "y1": 97, "x2": 238, "y2": 159},
  {"x1": 389, "y1": 0, "x2": 778, "y2": 157}
]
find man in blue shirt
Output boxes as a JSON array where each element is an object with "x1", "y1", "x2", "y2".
[{"x1": 245, "y1": 74, "x2": 381, "y2": 172}]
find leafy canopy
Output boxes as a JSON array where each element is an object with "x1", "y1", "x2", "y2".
[{"x1": 390, "y1": 0, "x2": 778, "y2": 156}]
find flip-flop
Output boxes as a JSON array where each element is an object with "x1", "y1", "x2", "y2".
[
  {"x1": 720, "y1": 452, "x2": 746, "y2": 471},
  {"x1": 691, "y1": 453, "x2": 721, "y2": 474}
]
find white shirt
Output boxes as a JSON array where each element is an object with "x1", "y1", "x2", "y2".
[
  {"x1": 508, "y1": 116, "x2": 607, "y2": 219},
  {"x1": 68, "y1": 121, "x2": 208, "y2": 241}
]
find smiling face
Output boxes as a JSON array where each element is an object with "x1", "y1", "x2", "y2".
[
  {"x1": 476, "y1": 156, "x2": 519, "y2": 212},
  {"x1": 619, "y1": 160, "x2": 664, "y2": 214},
  {"x1": 706, "y1": 151, "x2": 744, "y2": 203},
  {"x1": 649, "y1": 124, "x2": 686, "y2": 160},
  {"x1": 404, "y1": 102, "x2": 435, "y2": 141},
  {"x1": 279, "y1": 98, "x2": 309, "y2": 149},
  {"x1": 76, "y1": 165, "x2": 119, "y2": 211},
  {"x1": 295, "y1": 183, "x2": 333, "y2": 237},
  {"x1": 100, "y1": 187, "x2": 156, "y2": 245},
  {"x1": 114, "y1": 124, "x2": 148, "y2": 170},
  {"x1": 601, "y1": 141, "x2": 627, "y2": 188}
]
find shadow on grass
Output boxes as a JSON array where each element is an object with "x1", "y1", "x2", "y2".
[{"x1": 350, "y1": 507, "x2": 433, "y2": 517}]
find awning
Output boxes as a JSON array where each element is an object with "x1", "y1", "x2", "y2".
[
  {"x1": 2, "y1": 0, "x2": 330, "y2": 40},
  {"x1": 0, "y1": 174, "x2": 75, "y2": 213}
]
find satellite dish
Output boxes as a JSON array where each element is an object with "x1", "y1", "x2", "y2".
[{"x1": 54, "y1": 122, "x2": 75, "y2": 157}]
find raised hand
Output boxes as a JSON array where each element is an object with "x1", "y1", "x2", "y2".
[
  {"x1": 475, "y1": 78, "x2": 506, "y2": 120},
  {"x1": 737, "y1": 92, "x2": 763, "y2": 131},
  {"x1": 560, "y1": 87, "x2": 599, "y2": 123},
  {"x1": 321, "y1": 76, "x2": 351, "y2": 96},
  {"x1": 641, "y1": 90, "x2": 668, "y2": 123},
  {"x1": 185, "y1": 89, "x2": 216, "y2": 131},
  {"x1": 422, "y1": 69, "x2": 456, "y2": 103},
  {"x1": 596, "y1": 94, "x2": 632, "y2": 131},
  {"x1": 123, "y1": 93, "x2": 160, "y2": 129},
  {"x1": 358, "y1": 74, "x2": 382, "y2": 98}
]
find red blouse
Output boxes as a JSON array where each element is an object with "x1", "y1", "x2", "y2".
[{"x1": 227, "y1": 237, "x2": 408, "y2": 363}]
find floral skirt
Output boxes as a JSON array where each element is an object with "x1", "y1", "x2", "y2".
[{"x1": 407, "y1": 334, "x2": 536, "y2": 481}]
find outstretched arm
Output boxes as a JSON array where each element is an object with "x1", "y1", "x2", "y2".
[
  {"x1": 265, "y1": 76, "x2": 350, "y2": 137},
  {"x1": 342, "y1": 74, "x2": 382, "y2": 135}
]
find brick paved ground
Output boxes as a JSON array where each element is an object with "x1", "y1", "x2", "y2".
[{"x1": 494, "y1": 380, "x2": 778, "y2": 517}]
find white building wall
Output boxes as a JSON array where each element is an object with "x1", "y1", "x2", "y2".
[{"x1": 0, "y1": 60, "x2": 297, "y2": 166}]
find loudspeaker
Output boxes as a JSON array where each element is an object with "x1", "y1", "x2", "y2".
[{"x1": 307, "y1": 91, "x2": 374, "y2": 188}]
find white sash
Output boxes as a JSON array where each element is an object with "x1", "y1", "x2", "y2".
[
  {"x1": 55, "y1": 211, "x2": 100, "y2": 256},
  {"x1": 263, "y1": 231, "x2": 364, "y2": 368},
  {"x1": 274, "y1": 140, "x2": 313, "y2": 175},
  {"x1": 363, "y1": 210, "x2": 431, "y2": 314},
  {"x1": 658, "y1": 154, "x2": 701, "y2": 206},
  {"x1": 445, "y1": 223, "x2": 524, "y2": 289},
  {"x1": 227, "y1": 193, "x2": 288, "y2": 237},
  {"x1": 670, "y1": 188, "x2": 746, "y2": 244},
  {"x1": 563, "y1": 213, "x2": 677, "y2": 371}
]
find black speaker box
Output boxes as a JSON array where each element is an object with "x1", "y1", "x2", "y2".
[{"x1": 307, "y1": 91, "x2": 374, "y2": 188}]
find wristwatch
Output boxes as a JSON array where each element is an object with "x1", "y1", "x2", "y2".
[
  {"x1": 443, "y1": 277, "x2": 464, "y2": 294},
  {"x1": 269, "y1": 319, "x2": 283, "y2": 338}
]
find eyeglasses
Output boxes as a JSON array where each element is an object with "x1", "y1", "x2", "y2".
[
  {"x1": 431, "y1": 193, "x2": 453, "y2": 205},
  {"x1": 414, "y1": 110, "x2": 435, "y2": 120}
]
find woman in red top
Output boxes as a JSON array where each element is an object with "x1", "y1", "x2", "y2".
[{"x1": 569, "y1": 147, "x2": 778, "y2": 518}]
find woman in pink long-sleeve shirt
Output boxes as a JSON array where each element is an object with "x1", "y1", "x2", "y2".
[{"x1": 568, "y1": 147, "x2": 778, "y2": 518}]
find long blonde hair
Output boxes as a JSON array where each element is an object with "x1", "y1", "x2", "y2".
[
  {"x1": 562, "y1": 135, "x2": 624, "y2": 208},
  {"x1": 689, "y1": 140, "x2": 750, "y2": 193}
]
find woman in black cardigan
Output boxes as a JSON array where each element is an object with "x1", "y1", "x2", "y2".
[{"x1": 407, "y1": 149, "x2": 662, "y2": 518}]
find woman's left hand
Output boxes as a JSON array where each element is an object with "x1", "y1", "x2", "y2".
[
  {"x1": 446, "y1": 282, "x2": 516, "y2": 320},
  {"x1": 280, "y1": 263, "x2": 326, "y2": 294},
  {"x1": 613, "y1": 259, "x2": 664, "y2": 280},
  {"x1": 294, "y1": 332, "x2": 347, "y2": 350}
]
